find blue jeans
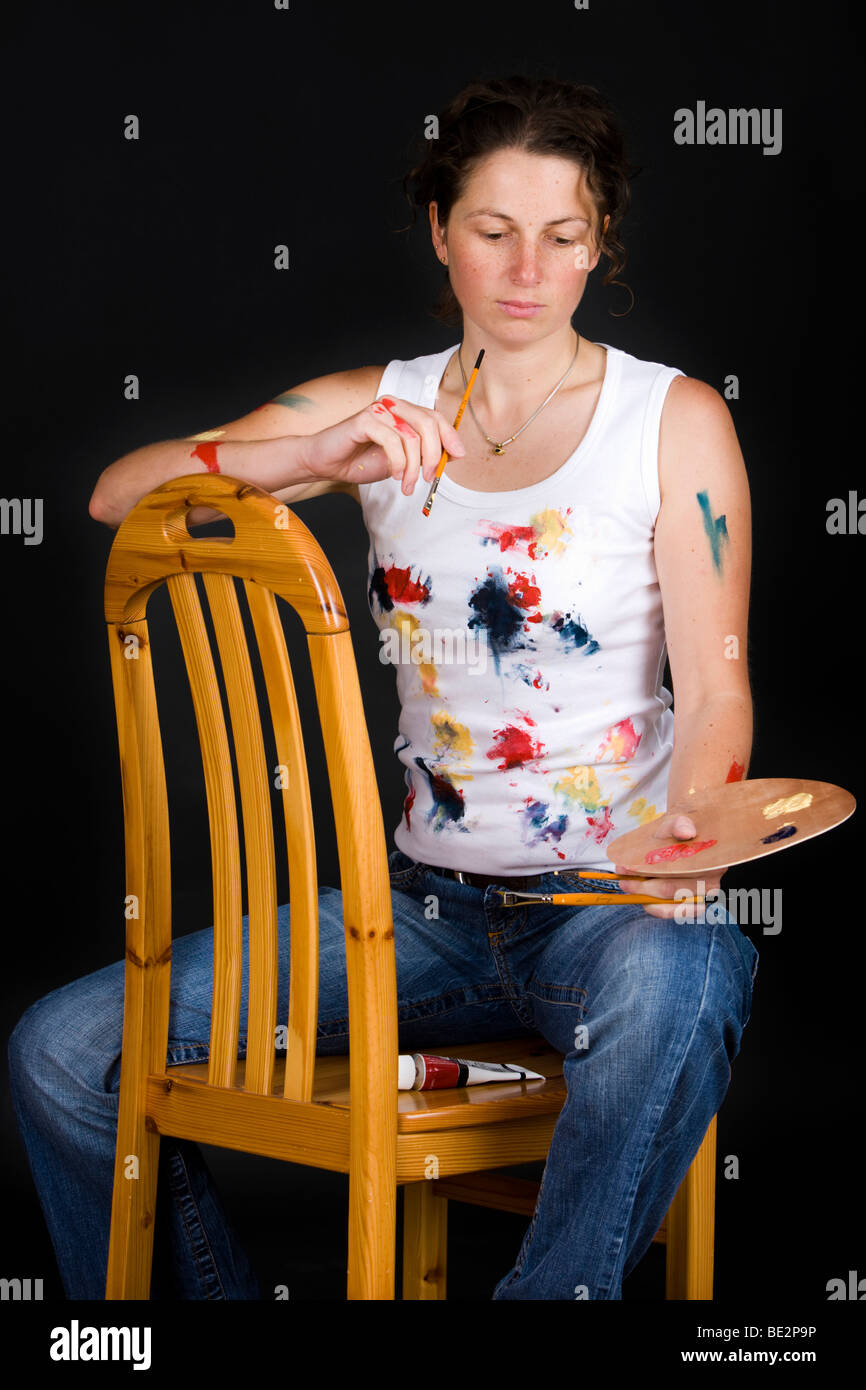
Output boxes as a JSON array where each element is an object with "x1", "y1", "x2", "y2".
[{"x1": 7, "y1": 849, "x2": 758, "y2": 1300}]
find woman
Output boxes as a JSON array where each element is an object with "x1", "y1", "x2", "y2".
[{"x1": 9, "y1": 74, "x2": 758, "y2": 1300}]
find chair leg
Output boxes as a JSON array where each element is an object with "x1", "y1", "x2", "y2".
[
  {"x1": 402, "y1": 1182, "x2": 448, "y2": 1299},
  {"x1": 665, "y1": 1113, "x2": 717, "y2": 1300},
  {"x1": 105, "y1": 1119, "x2": 161, "y2": 1299}
]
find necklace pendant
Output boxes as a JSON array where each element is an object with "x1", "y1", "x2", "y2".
[{"x1": 492, "y1": 444, "x2": 505, "y2": 455}]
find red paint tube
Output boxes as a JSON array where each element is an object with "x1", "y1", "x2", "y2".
[{"x1": 397, "y1": 1053, "x2": 545, "y2": 1090}]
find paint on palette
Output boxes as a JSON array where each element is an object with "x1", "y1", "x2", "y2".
[
  {"x1": 599, "y1": 717, "x2": 641, "y2": 762},
  {"x1": 726, "y1": 757, "x2": 745, "y2": 783},
  {"x1": 190, "y1": 442, "x2": 220, "y2": 473},
  {"x1": 519, "y1": 797, "x2": 569, "y2": 852},
  {"x1": 413, "y1": 756, "x2": 467, "y2": 829},
  {"x1": 271, "y1": 392, "x2": 317, "y2": 411},
  {"x1": 696, "y1": 490, "x2": 730, "y2": 574},
  {"x1": 761, "y1": 823, "x2": 797, "y2": 844},
  {"x1": 644, "y1": 838, "x2": 718, "y2": 865},
  {"x1": 762, "y1": 793, "x2": 812, "y2": 818}
]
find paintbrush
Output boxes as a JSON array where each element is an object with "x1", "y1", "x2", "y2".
[{"x1": 422, "y1": 348, "x2": 485, "y2": 517}]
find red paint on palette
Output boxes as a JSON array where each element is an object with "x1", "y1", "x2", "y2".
[
  {"x1": 644, "y1": 838, "x2": 718, "y2": 865},
  {"x1": 190, "y1": 442, "x2": 220, "y2": 473},
  {"x1": 726, "y1": 757, "x2": 745, "y2": 783}
]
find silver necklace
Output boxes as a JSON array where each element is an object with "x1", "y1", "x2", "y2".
[{"x1": 457, "y1": 332, "x2": 580, "y2": 454}]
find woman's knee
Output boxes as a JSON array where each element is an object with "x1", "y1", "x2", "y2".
[{"x1": 7, "y1": 968, "x2": 125, "y2": 1105}]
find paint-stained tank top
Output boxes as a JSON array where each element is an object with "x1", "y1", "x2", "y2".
[{"x1": 357, "y1": 341, "x2": 685, "y2": 875}]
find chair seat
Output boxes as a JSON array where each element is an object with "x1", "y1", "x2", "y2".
[{"x1": 167, "y1": 1036, "x2": 566, "y2": 1132}]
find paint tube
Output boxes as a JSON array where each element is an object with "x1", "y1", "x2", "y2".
[{"x1": 397, "y1": 1053, "x2": 546, "y2": 1090}]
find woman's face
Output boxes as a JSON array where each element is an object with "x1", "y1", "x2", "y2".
[{"x1": 429, "y1": 147, "x2": 608, "y2": 337}]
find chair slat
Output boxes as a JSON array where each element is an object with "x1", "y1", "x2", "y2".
[
  {"x1": 244, "y1": 581, "x2": 318, "y2": 1103},
  {"x1": 105, "y1": 618, "x2": 172, "y2": 1297},
  {"x1": 166, "y1": 574, "x2": 243, "y2": 1089},
  {"x1": 203, "y1": 573, "x2": 278, "y2": 1097},
  {"x1": 309, "y1": 631, "x2": 398, "y2": 1298}
]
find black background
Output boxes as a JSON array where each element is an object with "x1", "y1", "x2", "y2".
[{"x1": 1, "y1": 0, "x2": 861, "y2": 1336}]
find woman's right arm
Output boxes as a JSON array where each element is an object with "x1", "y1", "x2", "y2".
[
  {"x1": 88, "y1": 364, "x2": 465, "y2": 529},
  {"x1": 87, "y1": 365, "x2": 382, "y2": 528}
]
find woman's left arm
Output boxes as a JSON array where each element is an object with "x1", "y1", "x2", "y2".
[{"x1": 615, "y1": 375, "x2": 753, "y2": 918}]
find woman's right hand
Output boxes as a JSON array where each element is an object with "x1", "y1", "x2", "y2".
[{"x1": 301, "y1": 396, "x2": 466, "y2": 496}]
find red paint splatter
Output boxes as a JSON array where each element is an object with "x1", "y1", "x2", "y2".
[
  {"x1": 190, "y1": 442, "x2": 220, "y2": 473},
  {"x1": 585, "y1": 805, "x2": 614, "y2": 844},
  {"x1": 599, "y1": 718, "x2": 641, "y2": 762},
  {"x1": 506, "y1": 570, "x2": 542, "y2": 623},
  {"x1": 726, "y1": 757, "x2": 745, "y2": 783},
  {"x1": 382, "y1": 565, "x2": 430, "y2": 604},
  {"x1": 403, "y1": 783, "x2": 416, "y2": 829},
  {"x1": 644, "y1": 838, "x2": 718, "y2": 865},
  {"x1": 475, "y1": 520, "x2": 539, "y2": 559},
  {"x1": 487, "y1": 723, "x2": 546, "y2": 770}
]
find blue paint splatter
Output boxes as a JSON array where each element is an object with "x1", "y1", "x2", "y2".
[
  {"x1": 549, "y1": 611, "x2": 600, "y2": 656},
  {"x1": 519, "y1": 798, "x2": 568, "y2": 848},
  {"x1": 696, "y1": 491, "x2": 730, "y2": 575},
  {"x1": 467, "y1": 568, "x2": 536, "y2": 674},
  {"x1": 761, "y1": 823, "x2": 797, "y2": 844},
  {"x1": 413, "y1": 756, "x2": 467, "y2": 830}
]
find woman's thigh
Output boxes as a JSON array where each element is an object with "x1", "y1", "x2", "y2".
[
  {"x1": 517, "y1": 895, "x2": 759, "y2": 1060},
  {"x1": 12, "y1": 851, "x2": 527, "y2": 1094}
]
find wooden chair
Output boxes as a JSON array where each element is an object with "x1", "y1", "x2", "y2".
[{"x1": 103, "y1": 472, "x2": 717, "y2": 1301}]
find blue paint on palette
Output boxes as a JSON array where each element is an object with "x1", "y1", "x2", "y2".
[{"x1": 761, "y1": 824, "x2": 797, "y2": 844}]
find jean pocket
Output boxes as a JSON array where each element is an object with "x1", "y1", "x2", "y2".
[{"x1": 387, "y1": 849, "x2": 426, "y2": 889}]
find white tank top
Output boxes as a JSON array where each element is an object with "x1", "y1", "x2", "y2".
[{"x1": 358, "y1": 341, "x2": 685, "y2": 875}]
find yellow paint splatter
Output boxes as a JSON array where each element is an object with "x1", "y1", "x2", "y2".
[
  {"x1": 187, "y1": 428, "x2": 226, "y2": 442},
  {"x1": 762, "y1": 793, "x2": 813, "y2": 818},
  {"x1": 628, "y1": 797, "x2": 658, "y2": 825},
  {"x1": 531, "y1": 507, "x2": 573, "y2": 557},
  {"x1": 554, "y1": 765, "x2": 609, "y2": 813},
  {"x1": 431, "y1": 711, "x2": 475, "y2": 783},
  {"x1": 392, "y1": 610, "x2": 439, "y2": 695}
]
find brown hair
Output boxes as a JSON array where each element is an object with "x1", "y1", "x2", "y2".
[{"x1": 401, "y1": 73, "x2": 637, "y2": 323}]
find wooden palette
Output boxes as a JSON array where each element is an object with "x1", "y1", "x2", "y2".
[{"x1": 605, "y1": 777, "x2": 855, "y2": 877}]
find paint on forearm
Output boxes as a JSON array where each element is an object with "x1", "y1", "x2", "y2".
[
  {"x1": 726, "y1": 757, "x2": 745, "y2": 782},
  {"x1": 188, "y1": 428, "x2": 226, "y2": 442},
  {"x1": 270, "y1": 392, "x2": 316, "y2": 411},
  {"x1": 190, "y1": 442, "x2": 220, "y2": 473},
  {"x1": 696, "y1": 490, "x2": 729, "y2": 574}
]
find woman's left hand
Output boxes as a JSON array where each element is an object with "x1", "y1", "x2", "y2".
[{"x1": 613, "y1": 812, "x2": 726, "y2": 919}]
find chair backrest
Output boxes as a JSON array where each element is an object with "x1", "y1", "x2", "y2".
[{"x1": 103, "y1": 474, "x2": 398, "y2": 1151}]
